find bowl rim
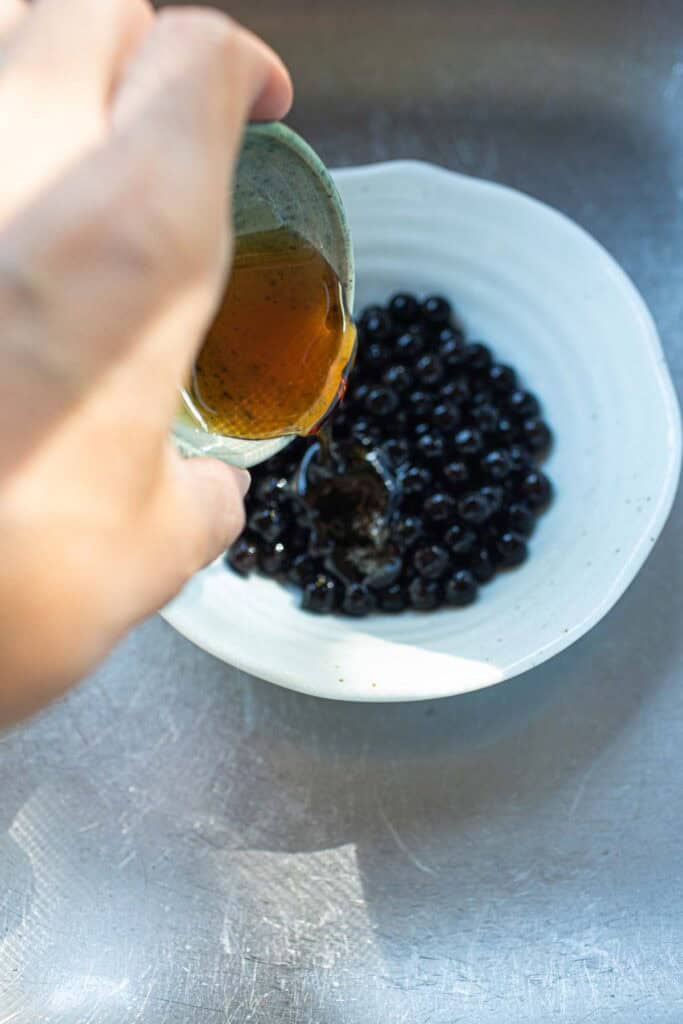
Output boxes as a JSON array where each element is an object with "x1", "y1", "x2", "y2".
[{"x1": 162, "y1": 159, "x2": 682, "y2": 702}]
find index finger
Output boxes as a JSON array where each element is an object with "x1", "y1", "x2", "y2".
[
  {"x1": 235, "y1": 23, "x2": 293, "y2": 122},
  {"x1": 112, "y1": 8, "x2": 292, "y2": 132}
]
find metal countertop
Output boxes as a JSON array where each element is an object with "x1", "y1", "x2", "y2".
[{"x1": 2, "y1": 2, "x2": 682, "y2": 1021}]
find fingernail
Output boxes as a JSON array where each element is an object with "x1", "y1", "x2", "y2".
[{"x1": 234, "y1": 468, "x2": 251, "y2": 497}]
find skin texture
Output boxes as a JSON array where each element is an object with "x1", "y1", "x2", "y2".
[{"x1": 0, "y1": 0, "x2": 293, "y2": 724}]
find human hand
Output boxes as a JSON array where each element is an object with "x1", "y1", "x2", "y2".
[{"x1": 0, "y1": 0, "x2": 292, "y2": 723}]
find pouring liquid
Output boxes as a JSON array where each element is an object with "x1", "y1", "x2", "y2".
[{"x1": 294, "y1": 426, "x2": 402, "y2": 587}]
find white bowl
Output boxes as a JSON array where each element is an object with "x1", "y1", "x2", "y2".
[{"x1": 162, "y1": 161, "x2": 681, "y2": 702}]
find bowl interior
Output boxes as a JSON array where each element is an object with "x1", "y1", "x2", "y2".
[{"x1": 162, "y1": 162, "x2": 681, "y2": 702}]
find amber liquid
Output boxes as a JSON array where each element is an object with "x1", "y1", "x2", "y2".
[{"x1": 185, "y1": 227, "x2": 356, "y2": 440}]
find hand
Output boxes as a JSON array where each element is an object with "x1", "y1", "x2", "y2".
[{"x1": 0, "y1": 0, "x2": 292, "y2": 723}]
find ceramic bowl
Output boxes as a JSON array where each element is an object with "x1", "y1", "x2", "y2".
[{"x1": 162, "y1": 161, "x2": 681, "y2": 702}]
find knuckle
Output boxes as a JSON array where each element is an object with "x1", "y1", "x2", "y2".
[
  {"x1": 0, "y1": 241, "x2": 83, "y2": 397},
  {"x1": 153, "y1": 10, "x2": 260, "y2": 114},
  {"x1": 0, "y1": 247, "x2": 43, "y2": 319},
  {"x1": 108, "y1": 152, "x2": 209, "y2": 279},
  {"x1": 133, "y1": 200, "x2": 188, "y2": 270},
  {"x1": 112, "y1": 0, "x2": 153, "y2": 32},
  {"x1": 156, "y1": 7, "x2": 241, "y2": 56}
]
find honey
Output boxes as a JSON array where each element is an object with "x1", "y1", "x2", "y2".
[{"x1": 184, "y1": 227, "x2": 356, "y2": 440}]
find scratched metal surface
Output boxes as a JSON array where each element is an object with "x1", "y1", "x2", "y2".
[{"x1": 2, "y1": 1, "x2": 683, "y2": 1021}]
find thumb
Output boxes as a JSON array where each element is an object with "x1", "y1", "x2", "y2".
[
  {"x1": 175, "y1": 456, "x2": 252, "y2": 577},
  {"x1": 135, "y1": 450, "x2": 250, "y2": 618},
  {"x1": 176, "y1": 455, "x2": 251, "y2": 572}
]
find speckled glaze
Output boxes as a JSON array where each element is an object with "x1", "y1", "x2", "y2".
[
  {"x1": 234, "y1": 123, "x2": 354, "y2": 304},
  {"x1": 164, "y1": 160, "x2": 681, "y2": 702},
  {"x1": 173, "y1": 122, "x2": 355, "y2": 469}
]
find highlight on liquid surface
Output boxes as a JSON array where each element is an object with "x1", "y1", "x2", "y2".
[{"x1": 183, "y1": 227, "x2": 356, "y2": 440}]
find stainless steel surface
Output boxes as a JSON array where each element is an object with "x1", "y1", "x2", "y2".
[{"x1": 2, "y1": 2, "x2": 682, "y2": 1020}]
